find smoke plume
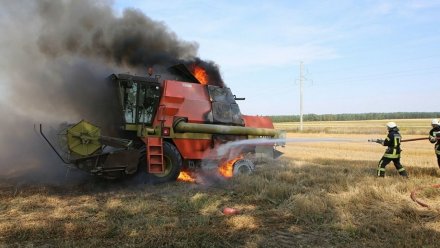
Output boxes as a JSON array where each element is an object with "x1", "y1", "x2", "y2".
[{"x1": 0, "y1": 0, "x2": 223, "y2": 182}]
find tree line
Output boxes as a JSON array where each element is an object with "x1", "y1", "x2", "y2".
[{"x1": 268, "y1": 112, "x2": 440, "y2": 123}]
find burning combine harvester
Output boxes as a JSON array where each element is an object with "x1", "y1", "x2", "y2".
[{"x1": 40, "y1": 64, "x2": 285, "y2": 183}]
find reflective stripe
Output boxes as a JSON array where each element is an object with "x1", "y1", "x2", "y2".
[
  {"x1": 394, "y1": 136, "x2": 400, "y2": 147},
  {"x1": 383, "y1": 149, "x2": 399, "y2": 158},
  {"x1": 384, "y1": 154, "x2": 399, "y2": 158},
  {"x1": 398, "y1": 168, "x2": 406, "y2": 172},
  {"x1": 377, "y1": 167, "x2": 386, "y2": 176},
  {"x1": 377, "y1": 160, "x2": 385, "y2": 176}
]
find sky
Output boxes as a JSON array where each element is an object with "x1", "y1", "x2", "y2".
[{"x1": 111, "y1": 0, "x2": 440, "y2": 116}]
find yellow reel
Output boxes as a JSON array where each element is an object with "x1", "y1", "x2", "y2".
[{"x1": 67, "y1": 120, "x2": 101, "y2": 156}]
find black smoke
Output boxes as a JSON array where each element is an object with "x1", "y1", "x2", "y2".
[
  {"x1": 36, "y1": 0, "x2": 197, "y2": 68},
  {"x1": 0, "y1": 0, "x2": 224, "y2": 182}
]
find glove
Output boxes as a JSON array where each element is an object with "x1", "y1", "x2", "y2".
[{"x1": 430, "y1": 136, "x2": 437, "y2": 143}]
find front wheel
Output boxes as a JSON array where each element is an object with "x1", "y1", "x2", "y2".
[
  {"x1": 137, "y1": 142, "x2": 182, "y2": 184},
  {"x1": 151, "y1": 142, "x2": 182, "y2": 183}
]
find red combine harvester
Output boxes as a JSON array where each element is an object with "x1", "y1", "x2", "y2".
[{"x1": 40, "y1": 64, "x2": 285, "y2": 183}]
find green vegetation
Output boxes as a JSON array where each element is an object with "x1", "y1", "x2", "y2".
[{"x1": 269, "y1": 112, "x2": 440, "y2": 123}]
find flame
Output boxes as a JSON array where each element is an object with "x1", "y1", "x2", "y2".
[
  {"x1": 218, "y1": 155, "x2": 244, "y2": 178},
  {"x1": 177, "y1": 171, "x2": 196, "y2": 183},
  {"x1": 193, "y1": 66, "x2": 208, "y2": 85}
]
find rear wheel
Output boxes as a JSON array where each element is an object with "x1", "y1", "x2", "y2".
[
  {"x1": 137, "y1": 142, "x2": 182, "y2": 184},
  {"x1": 233, "y1": 159, "x2": 255, "y2": 176}
]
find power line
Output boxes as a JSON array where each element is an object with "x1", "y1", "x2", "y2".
[
  {"x1": 299, "y1": 61, "x2": 304, "y2": 131},
  {"x1": 320, "y1": 66, "x2": 440, "y2": 85},
  {"x1": 240, "y1": 63, "x2": 440, "y2": 98},
  {"x1": 296, "y1": 61, "x2": 313, "y2": 132},
  {"x1": 311, "y1": 54, "x2": 440, "y2": 75}
]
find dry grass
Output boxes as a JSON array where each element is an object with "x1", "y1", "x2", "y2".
[{"x1": 1, "y1": 120, "x2": 440, "y2": 247}]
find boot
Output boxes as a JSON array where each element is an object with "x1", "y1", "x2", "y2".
[{"x1": 399, "y1": 170, "x2": 409, "y2": 178}]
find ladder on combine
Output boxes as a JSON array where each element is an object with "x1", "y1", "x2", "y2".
[{"x1": 146, "y1": 137, "x2": 164, "y2": 173}]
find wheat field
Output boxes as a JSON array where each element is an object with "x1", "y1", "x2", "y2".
[
  {"x1": 274, "y1": 118, "x2": 432, "y2": 134},
  {"x1": 1, "y1": 120, "x2": 440, "y2": 247}
]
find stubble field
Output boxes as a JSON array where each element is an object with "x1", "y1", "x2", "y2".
[{"x1": 1, "y1": 119, "x2": 440, "y2": 247}]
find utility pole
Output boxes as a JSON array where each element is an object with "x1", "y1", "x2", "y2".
[{"x1": 299, "y1": 61, "x2": 304, "y2": 132}]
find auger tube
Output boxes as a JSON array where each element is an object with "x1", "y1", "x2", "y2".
[{"x1": 174, "y1": 119, "x2": 279, "y2": 137}]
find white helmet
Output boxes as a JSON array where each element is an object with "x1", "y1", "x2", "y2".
[
  {"x1": 386, "y1": 122, "x2": 397, "y2": 129},
  {"x1": 431, "y1": 119, "x2": 439, "y2": 126}
]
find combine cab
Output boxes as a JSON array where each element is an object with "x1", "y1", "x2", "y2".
[{"x1": 40, "y1": 65, "x2": 285, "y2": 182}]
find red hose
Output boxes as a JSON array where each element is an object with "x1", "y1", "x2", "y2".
[{"x1": 410, "y1": 184, "x2": 440, "y2": 209}]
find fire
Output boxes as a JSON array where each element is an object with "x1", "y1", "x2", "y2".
[
  {"x1": 193, "y1": 66, "x2": 209, "y2": 84},
  {"x1": 218, "y1": 155, "x2": 244, "y2": 178},
  {"x1": 177, "y1": 171, "x2": 196, "y2": 183}
]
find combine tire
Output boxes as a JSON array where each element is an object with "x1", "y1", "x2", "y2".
[
  {"x1": 136, "y1": 142, "x2": 182, "y2": 184},
  {"x1": 152, "y1": 142, "x2": 182, "y2": 183},
  {"x1": 233, "y1": 159, "x2": 255, "y2": 176}
]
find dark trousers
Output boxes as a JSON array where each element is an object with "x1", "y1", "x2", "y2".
[
  {"x1": 436, "y1": 144, "x2": 440, "y2": 168},
  {"x1": 437, "y1": 154, "x2": 440, "y2": 169},
  {"x1": 377, "y1": 157, "x2": 408, "y2": 177}
]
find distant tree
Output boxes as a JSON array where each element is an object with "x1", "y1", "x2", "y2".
[{"x1": 268, "y1": 112, "x2": 440, "y2": 123}]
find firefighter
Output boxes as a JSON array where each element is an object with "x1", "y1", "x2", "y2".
[
  {"x1": 376, "y1": 122, "x2": 408, "y2": 177},
  {"x1": 429, "y1": 119, "x2": 440, "y2": 168}
]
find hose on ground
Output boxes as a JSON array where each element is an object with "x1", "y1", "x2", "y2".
[{"x1": 410, "y1": 184, "x2": 440, "y2": 209}]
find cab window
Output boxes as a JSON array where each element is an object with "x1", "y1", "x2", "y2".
[
  {"x1": 119, "y1": 80, "x2": 137, "y2": 124},
  {"x1": 137, "y1": 84, "x2": 160, "y2": 125},
  {"x1": 118, "y1": 80, "x2": 160, "y2": 125}
]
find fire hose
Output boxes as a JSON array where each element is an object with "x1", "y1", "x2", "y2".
[
  {"x1": 368, "y1": 136, "x2": 440, "y2": 208},
  {"x1": 401, "y1": 137, "x2": 429, "y2": 142},
  {"x1": 368, "y1": 137, "x2": 429, "y2": 143},
  {"x1": 410, "y1": 184, "x2": 440, "y2": 209}
]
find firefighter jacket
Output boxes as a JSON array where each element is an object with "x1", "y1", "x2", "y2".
[
  {"x1": 429, "y1": 126, "x2": 440, "y2": 155},
  {"x1": 382, "y1": 128, "x2": 401, "y2": 158}
]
